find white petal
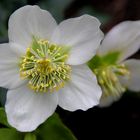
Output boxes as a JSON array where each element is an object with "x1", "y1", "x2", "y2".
[
  {"x1": 0, "y1": 44, "x2": 26, "y2": 89},
  {"x1": 8, "y1": 5, "x2": 57, "y2": 54},
  {"x1": 5, "y1": 84, "x2": 58, "y2": 132},
  {"x1": 58, "y1": 65, "x2": 102, "y2": 111},
  {"x1": 99, "y1": 21, "x2": 140, "y2": 62},
  {"x1": 9, "y1": 43, "x2": 26, "y2": 57},
  {"x1": 121, "y1": 59, "x2": 140, "y2": 92},
  {"x1": 51, "y1": 15, "x2": 103, "y2": 65}
]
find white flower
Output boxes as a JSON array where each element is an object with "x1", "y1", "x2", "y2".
[
  {"x1": 0, "y1": 5, "x2": 103, "y2": 131},
  {"x1": 91, "y1": 21, "x2": 140, "y2": 107}
]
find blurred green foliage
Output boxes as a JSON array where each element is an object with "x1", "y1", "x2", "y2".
[
  {"x1": 0, "y1": 0, "x2": 27, "y2": 40},
  {"x1": 39, "y1": 0, "x2": 73, "y2": 22},
  {"x1": 0, "y1": 0, "x2": 111, "y2": 41},
  {"x1": 77, "y1": 5, "x2": 111, "y2": 24},
  {"x1": 0, "y1": 88, "x2": 7, "y2": 107},
  {"x1": 35, "y1": 113, "x2": 77, "y2": 140},
  {"x1": 0, "y1": 108, "x2": 11, "y2": 128},
  {"x1": 0, "y1": 128, "x2": 23, "y2": 140},
  {"x1": 24, "y1": 133, "x2": 36, "y2": 140}
]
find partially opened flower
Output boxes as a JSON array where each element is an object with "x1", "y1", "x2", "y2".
[
  {"x1": 0, "y1": 5, "x2": 103, "y2": 131},
  {"x1": 89, "y1": 21, "x2": 140, "y2": 107}
]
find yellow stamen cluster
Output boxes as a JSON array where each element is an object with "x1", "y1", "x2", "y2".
[
  {"x1": 20, "y1": 39, "x2": 71, "y2": 93},
  {"x1": 94, "y1": 64, "x2": 130, "y2": 99}
]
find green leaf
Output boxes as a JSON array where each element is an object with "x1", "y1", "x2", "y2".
[
  {"x1": 24, "y1": 133, "x2": 36, "y2": 140},
  {"x1": 0, "y1": 108, "x2": 11, "y2": 128},
  {"x1": 35, "y1": 113, "x2": 77, "y2": 140},
  {"x1": 0, "y1": 128, "x2": 22, "y2": 140}
]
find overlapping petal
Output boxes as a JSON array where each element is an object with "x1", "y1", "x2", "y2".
[
  {"x1": 5, "y1": 84, "x2": 58, "y2": 132},
  {"x1": 51, "y1": 15, "x2": 103, "y2": 65},
  {"x1": 58, "y1": 65, "x2": 102, "y2": 111}
]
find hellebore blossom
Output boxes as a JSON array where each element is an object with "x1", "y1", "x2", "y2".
[
  {"x1": 0, "y1": 5, "x2": 103, "y2": 131},
  {"x1": 89, "y1": 21, "x2": 140, "y2": 107}
]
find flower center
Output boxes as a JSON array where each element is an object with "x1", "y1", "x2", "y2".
[
  {"x1": 89, "y1": 52, "x2": 130, "y2": 99},
  {"x1": 19, "y1": 38, "x2": 71, "y2": 93},
  {"x1": 94, "y1": 64, "x2": 129, "y2": 99}
]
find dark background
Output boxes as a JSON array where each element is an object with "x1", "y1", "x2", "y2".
[{"x1": 0, "y1": 0, "x2": 140, "y2": 139}]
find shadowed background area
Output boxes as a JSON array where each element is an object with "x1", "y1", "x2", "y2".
[{"x1": 0, "y1": 0, "x2": 140, "y2": 139}]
